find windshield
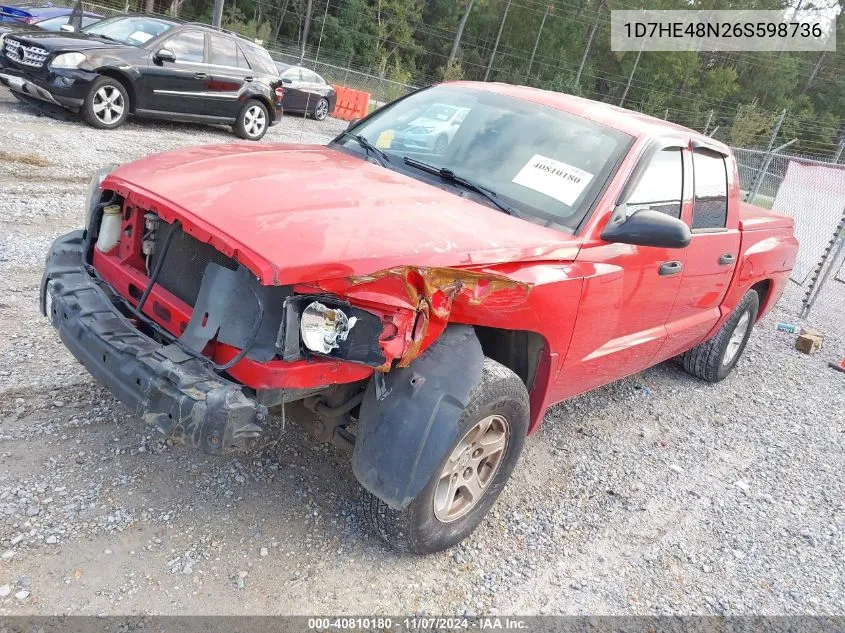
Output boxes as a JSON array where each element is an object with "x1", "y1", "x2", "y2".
[
  {"x1": 83, "y1": 15, "x2": 174, "y2": 46},
  {"x1": 337, "y1": 85, "x2": 632, "y2": 231}
]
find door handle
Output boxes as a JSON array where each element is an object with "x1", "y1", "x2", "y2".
[
  {"x1": 658, "y1": 260, "x2": 683, "y2": 276},
  {"x1": 194, "y1": 72, "x2": 208, "y2": 79},
  {"x1": 719, "y1": 253, "x2": 735, "y2": 265},
  {"x1": 243, "y1": 76, "x2": 254, "y2": 82}
]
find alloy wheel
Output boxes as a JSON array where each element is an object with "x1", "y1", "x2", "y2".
[
  {"x1": 244, "y1": 105, "x2": 266, "y2": 137},
  {"x1": 315, "y1": 99, "x2": 329, "y2": 120},
  {"x1": 92, "y1": 85, "x2": 125, "y2": 125},
  {"x1": 433, "y1": 414, "x2": 510, "y2": 522},
  {"x1": 723, "y1": 311, "x2": 751, "y2": 366}
]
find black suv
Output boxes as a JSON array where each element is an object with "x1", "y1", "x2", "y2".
[{"x1": 0, "y1": 16, "x2": 284, "y2": 140}]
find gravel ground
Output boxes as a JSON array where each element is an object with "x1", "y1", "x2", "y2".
[{"x1": 0, "y1": 88, "x2": 843, "y2": 616}]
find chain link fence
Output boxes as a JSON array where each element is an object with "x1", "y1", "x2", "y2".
[{"x1": 734, "y1": 147, "x2": 845, "y2": 336}]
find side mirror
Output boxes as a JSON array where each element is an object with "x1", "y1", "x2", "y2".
[
  {"x1": 346, "y1": 118, "x2": 359, "y2": 131},
  {"x1": 281, "y1": 77, "x2": 293, "y2": 84},
  {"x1": 601, "y1": 207, "x2": 691, "y2": 249},
  {"x1": 59, "y1": 24, "x2": 76, "y2": 32},
  {"x1": 155, "y1": 48, "x2": 176, "y2": 63}
]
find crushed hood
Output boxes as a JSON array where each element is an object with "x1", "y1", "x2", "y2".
[{"x1": 107, "y1": 144, "x2": 581, "y2": 285}]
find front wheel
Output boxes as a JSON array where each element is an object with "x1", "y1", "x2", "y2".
[
  {"x1": 233, "y1": 99, "x2": 269, "y2": 140},
  {"x1": 359, "y1": 358, "x2": 529, "y2": 554},
  {"x1": 82, "y1": 76, "x2": 129, "y2": 130},
  {"x1": 682, "y1": 289, "x2": 759, "y2": 382}
]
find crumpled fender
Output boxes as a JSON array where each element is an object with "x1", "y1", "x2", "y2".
[{"x1": 352, "y1": 325, "x2": 483, "y2": 509}]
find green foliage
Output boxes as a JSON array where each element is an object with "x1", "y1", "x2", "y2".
[{"x1": 730, "y1": 101, "x2": 777, "y2": 147}]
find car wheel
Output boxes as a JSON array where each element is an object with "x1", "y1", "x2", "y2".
[
  {"x1": 682, "y1": 289, "x2": 760, "y2": 382},
  {"x1": 359, "y1": 357, "x2": 529, "y2": 554},
  {"x1": 234, "y1": 99, "x2": 269, "y2": 141},
  {"x1": 434, "y1": 135, "x2": 449, "y2": 153},
  {"x1": 82, "y1": 76, "x2": 129, "y2": 130},
  {"x1": 312, "y1": 98, "x2": 329, "y2": 121}
]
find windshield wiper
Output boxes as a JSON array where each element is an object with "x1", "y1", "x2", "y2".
[
  {"x1": 402, "y1": 157, "x2": 515, "y2": 216},
  {"x1": 339, "y1": 131, "x2": 391, "y2": 168},
  {"x1": 89, "y1": 33, "x2": 121, "y2": 43}
]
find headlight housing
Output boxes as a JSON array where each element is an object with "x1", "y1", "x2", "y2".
[
  {"x1": 50, "y1": 52, "x2": 86, "y2": 69},
  {"x1": 277, "y1": 296, "x2": 388, "y2": 366},
  {"x1": 83, "y1": 164, "x2": 118, "y2": 229},
  {"x1": 300, "y1": 301, "x2": 358, "y2": 354}
]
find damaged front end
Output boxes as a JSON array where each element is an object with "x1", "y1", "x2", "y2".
[
  {"x1": 41, "y1": 169, "x2": 535, "y2": 455},
  {"x1": 41, "y1": 232, "x2": 266, "y2": 455}
]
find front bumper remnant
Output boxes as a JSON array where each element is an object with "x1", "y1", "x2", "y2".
[{"x1": 41, "y1": 231, "x2": 267, "y2": 455}]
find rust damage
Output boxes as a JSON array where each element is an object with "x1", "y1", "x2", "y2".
[{"x1": 343, "y1": 266, "x2": 532, "y2": 368}]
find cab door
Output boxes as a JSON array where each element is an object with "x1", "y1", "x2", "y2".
[
  {"x1": 655, "y1": 144, "x2": 741, "y2": 361},
  {"x1": 555, "y1": 145, "x2": 691, "y2": 400},
  {"x1": 142, "y1": 29, "x2": 210, "y2": 115},
  {"x1": 279, "y1": 67, "x2": 306, "y2": 111},
  {"x1": 205, "y1": 34, "x2": 253, "y2": 119}
]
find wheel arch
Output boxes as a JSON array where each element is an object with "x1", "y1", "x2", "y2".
[
  {"x1": 749, "y1": 278, "x2": 772, "y2": 321},
  {"x1": 242, "y1": 89, "x2": 275, "y2": 123},
  {"x1": 94, "y1": 68, "x2": 137, "y2": 112}
]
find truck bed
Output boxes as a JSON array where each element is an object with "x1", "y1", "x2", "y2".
[{"x1": 738, "y1": 201, "x2": 794, "y2": 231}]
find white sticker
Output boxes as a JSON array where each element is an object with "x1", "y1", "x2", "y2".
[
  {"x1": 129, "y1": 30, "x2": 153, "y2": 43},
  {"x1": 511, "y1": 154, "x2": 594, "y2": 207}
]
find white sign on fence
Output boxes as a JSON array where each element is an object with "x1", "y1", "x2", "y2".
[{"x1": 770, "y1": 161, "x2": 845, "y2": 284}]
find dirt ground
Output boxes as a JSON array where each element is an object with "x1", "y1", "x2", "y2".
[{"x1": 0, "y1": 89, "x2": 843, "y2": 617}]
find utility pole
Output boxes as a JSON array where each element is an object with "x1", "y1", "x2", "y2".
[
  {"x1": 484, "y1": 0, "x2": 510, "y2": 81},
  {"x1": 526, "y1": 5, "x2": 552, "y2": 82},
  {"x1": 835, "y1": 137, "x2": 845, "y2": 164},
  {"x1": 575, "y1": 0, "x2": 606, "y2": 88},
  {"x1": 447, "y1": 0, "x2": 477, "y2": 72},
  {"x1": 703, "y1": 109, "x2": 714, "y2": 135},
  {"x1": 212, "y1": 0, "x2": 224, "y2": 26},
  {"x1": 767, "y1": 109, "x2": 787, "y2": 151},
  {"x1": 802, "y1": 52, "x2": 826, "y2": 94},
  {"x1": 300, "y1": 0, "x2": 313, "y2": 63},
  {"x1": 618, "y1": 44, "x2": 642, "y2": 107}
]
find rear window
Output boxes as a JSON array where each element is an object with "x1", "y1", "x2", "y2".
[
  {"x1": 692, "y1": 149, "x2": 728, "y2": 229},
  {"x1": 210, "y1": 35, "x2": 239, "y2": 67},
  {"x1": 244, "y1": 45, "x2": 277, "y2": 75}
]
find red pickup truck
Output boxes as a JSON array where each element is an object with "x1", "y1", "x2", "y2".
[{"x1": 41, "y1": 82, "x2": 798, "y2": 553}]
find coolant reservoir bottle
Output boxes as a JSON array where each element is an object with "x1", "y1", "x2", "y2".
[{"x1": 96, "y1": 204, "x2": 122, "y2": 253}]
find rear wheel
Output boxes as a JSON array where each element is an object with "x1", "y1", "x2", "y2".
[
  {"x1": 312, "y1": 98, "x2": 329, "y2": 121},
  {"x1": 233, "y1": 99, "x2": 269, "y2": 140},
  {"x1": 359, "y1": 358, "x2": 529, "y2": 554},
  {"x1": 82, "y1": 76, "x2": 129, "y2": 130},
  {"x1": 682, "y1": 290, "x2": 759, "y2": 382}
]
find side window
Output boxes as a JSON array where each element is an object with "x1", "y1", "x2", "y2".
[
  {"x1": 626, "y1": 148, "x2": 683, "y2": 219},
  {"x1": 166, "y1": 31, "x2": 205, "y2": 63},
  {"x1": 692, "y1": 149, "x2": 728, "y2": 229},
  {"x1": 282, "y1": 68, "x2": 301, "y2": 81},
  {"x1": 235, "y1": 45, "x2": 251, "y2": 69},
  {"x1": 300, "y1": 69, "x2": 317, "y2": 82},
  {"x1": 210, "y1": 35, "x2": 238, "y2": 67}
]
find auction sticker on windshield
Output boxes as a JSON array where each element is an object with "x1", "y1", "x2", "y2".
[{"x1": 512, "y1": 154, "x2": 593, "y2": 206}]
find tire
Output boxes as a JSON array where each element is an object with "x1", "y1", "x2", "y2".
[
  {"x1": 682, "y1": 290, "x2": 759, "y2": 383},
  {"x1": 311, "y1": 97, "x2": 329, "y2": 121},
  {"x1": 360, "y1": 357, "x2": 530, "y2": 554},
  {"x1": 233, "y1": 99, "x2": 269, "y2": 141},
  {"x1": 434, "y1": 134, "x2": 449, "y2": 153},
  {"x1": 82, "y1": 76, "x2": 129, "y2": 130}
]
